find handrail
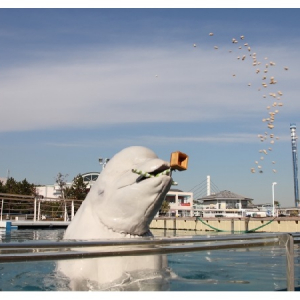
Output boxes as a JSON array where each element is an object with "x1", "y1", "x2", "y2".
[
  {"x1": 0, "y1": 232, "x2": 283, "y2": 249},
  {"x1": 0, "y1": 195, "x2": 83, "y2": 222},
  {"x1": 0, "y1": 193, "x2": 35, "y2": 198},
  {"x1": 0, "y1": 195, "x2": 80, "y2": 202},
  {"x1": 0, "y1": 232, "x2": 297, "y2": 290},
  {"x1": 0, "y1": 239, "x2": 279, "y2": 263}
]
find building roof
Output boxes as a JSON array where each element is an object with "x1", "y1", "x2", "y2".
[
  {"x1": 169, "y1": 189, "x2": 183, "y2": 193},
  {"x1": 197, "y1": 190, "x2": 253, "y2": 201}
]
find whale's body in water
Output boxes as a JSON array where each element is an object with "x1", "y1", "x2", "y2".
[{"x1": 57, "y1": 146, "x2": 174, "y2": 290}]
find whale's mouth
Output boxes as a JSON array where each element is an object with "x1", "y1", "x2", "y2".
[
  {"x1": 132, "y1": 166, "x2": 177, "y2": 185},
  {"x1": 134, "y1": 166, "x2": 170, "y2": 182},
  {"x1": 98, "y1": 215, "x2": 154, "y2": 238}
]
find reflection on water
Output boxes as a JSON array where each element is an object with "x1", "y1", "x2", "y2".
[
  {"x1": 0, "y1": 228, "x2": 299, "y2": 291},
  {"x1": 168, "y1": 247, "x2": 287, "y2": 291},
  {"x1": 0, "y1": 228, "x2": 65, "y2": 242}
]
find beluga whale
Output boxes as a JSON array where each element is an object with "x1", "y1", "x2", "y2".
[{"x1": 57, "y1": 146, "x2": 177, "y2": 291}]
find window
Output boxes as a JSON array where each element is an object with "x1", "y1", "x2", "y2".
[
  {"x1": 83, "y1": 175, "x2": 92, "y2": 182},
  {"x1": 166, "y1": 195, "x2": 176, "y2": 203},
  {"x1": 91, "y1": 175, "x2": 99, "y2": 181}
]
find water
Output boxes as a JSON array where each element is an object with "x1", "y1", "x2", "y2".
[{"x1": 0, "y1": 228, "x2": 299, "y2": 291}]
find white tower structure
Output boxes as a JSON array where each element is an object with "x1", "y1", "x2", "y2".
[
  {"x1": 207, "y1": 175, "x2": 211, "y2": 196},
  {"x1": 290, "y1": 123, "x2": 299, "y2": 207}
]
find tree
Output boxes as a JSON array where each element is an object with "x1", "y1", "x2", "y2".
[
  {"x1": 18, "y1": 179, "x2": 36, "y2": 195},
  {"x1": 3, "y1": 177, "x2": 35, "y2": 195},
  {"x1": 65, "y1": 174, "x2": 88, "y2": 200},
  {"x1": 5, "y1": 177, "x2": 18, "y2": 194},
  {"x1": 0, "y1": 177, "x2": 36, "y2": 215},
  {"x1": 55, "y1": 172, "x2": 68, "y2": 199},
  {"x1": 289, "y1": 210, "x2": 299, "y2": 217},
  {"x1": 159, "y1": 199, "x2": 170, "y2": 216},
  {"x1": 0, "y1": 180, "x2": 6, "y2": 193}
]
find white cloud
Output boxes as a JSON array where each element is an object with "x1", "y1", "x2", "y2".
[
  {"x1": 0, "y1": 43, "x2": 298, "y2": 132},
  {"x1": 45, "y1": 132, "x2": 292, "y2": 149}
]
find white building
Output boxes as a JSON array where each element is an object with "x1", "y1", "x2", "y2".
[
  {"x1": 193, "y1": 190, "x2": 254, "y2": 218},
  {"x1": 36, "y1": 172, "x2": 100, "y2": 199},
  {"x1": 0, "y1": 177, "x2": 7, "y2": 185},
  {"x1": 163, "y1": 189, "x2": 193, "y2": 217}
]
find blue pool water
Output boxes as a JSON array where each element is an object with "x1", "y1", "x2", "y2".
[{"x1": 0, "y1": 228, "x2": 299, "y2": 291}]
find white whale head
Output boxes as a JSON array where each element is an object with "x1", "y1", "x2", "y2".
[
  {"x1": 59, "y1": 146, "x2": 174, "y2": 290},
  {"x1": 64, "y1": 146, "x2": 173, "y2": 239},
  {"x1": 94, "y1": 146, "x2": 172, "y2": 236}
]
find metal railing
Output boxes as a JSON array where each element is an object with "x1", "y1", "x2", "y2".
[
  {"x1": 0, "y1": 193, "x2": 82, "y2": 222},
  {"x1": 0, "y1": 232, "x2": 299, "y2": 291}
]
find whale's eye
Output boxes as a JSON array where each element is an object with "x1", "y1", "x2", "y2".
[{"x1": 136, "y1": 175, "x2": 147, "y2": 183}]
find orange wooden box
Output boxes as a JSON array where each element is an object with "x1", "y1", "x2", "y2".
[{"x1": 170, "y1": 151, "x2": 189, "y2": 171}]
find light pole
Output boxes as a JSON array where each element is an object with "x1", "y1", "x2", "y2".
[
  {"x1": 99, "y1": 158, "x2": 110, "y2": 171},
  {"x1": 272, "y1": 182, "x2": 277, "y2": 217}
]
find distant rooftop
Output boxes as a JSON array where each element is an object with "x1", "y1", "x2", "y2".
[{"x1": 197, "y1": 190, "x2": 253, "y2": 201}]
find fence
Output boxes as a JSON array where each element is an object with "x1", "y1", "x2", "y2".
[
  {"x1": 0, "y1": 193, "x2": 83, "y2": 222},
  {"x1": 0, "y1": 232, "x2": 299, "y2": 291}
]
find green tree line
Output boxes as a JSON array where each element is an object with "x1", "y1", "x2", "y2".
[
  {"x1": 0, "y1": 178, "x2": 36, "y2": 215},
  {"x1": 0, "y1": 177, "x2": 36, "y2": 195},
  {"x1": 0, "y1": 174, "x2": 89, "y2": 218},
  {"x1": 0, "y1": 174, "x2": 89, "y2": 199}
]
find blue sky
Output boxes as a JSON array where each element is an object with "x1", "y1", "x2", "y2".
[{"x1": 1, "y1": 4, "x2": 300, "y2": 206}]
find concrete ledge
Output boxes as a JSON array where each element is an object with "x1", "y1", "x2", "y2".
[
  {"x1": 10, "y1": 221, "x2": 71, "y2": 229},
  {"x1": 3, "y1": 218, "x2": 300, "y2": 233},
  {"x1": 151, "y1": 217, "x2": 300, "y2": 233}
]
